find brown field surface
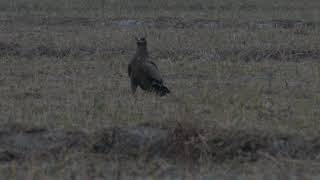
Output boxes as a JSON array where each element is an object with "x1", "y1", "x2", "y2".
[{"x1": 0, "y1": 0, "x2": 320, "y2": 179}]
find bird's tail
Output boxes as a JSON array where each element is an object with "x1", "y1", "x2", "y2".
[{"x1": 152, "y1": 81, "x2": 170, "y2": 96}]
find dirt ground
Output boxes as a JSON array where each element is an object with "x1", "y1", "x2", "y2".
[
  {"x1": 0, "y1": 0, "x2": 320, "y2": 179},
  {"x1": 0, "y1": 122, "x2": 320, "y2": 179}
]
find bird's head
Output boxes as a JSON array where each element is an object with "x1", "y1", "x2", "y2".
[{"x1": 135, "y1": 37, "x2": 147, "y2": 47}]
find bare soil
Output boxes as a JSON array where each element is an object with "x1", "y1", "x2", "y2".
[{"x1": 0, "y1": 123, "x2": 319, "y2": 164}]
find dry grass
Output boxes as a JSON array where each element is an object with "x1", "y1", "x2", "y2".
[{"x1": 0, "y1": 0, "x2": 320, "y2": 179}]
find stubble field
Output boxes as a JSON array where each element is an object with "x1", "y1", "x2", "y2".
[{"x1": 0, "y1": 0, "x2": 320, "y2": 179}]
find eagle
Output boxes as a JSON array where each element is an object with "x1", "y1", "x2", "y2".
[{"x1": 128, "y1": 37, "x2": 170, "y2": 96}]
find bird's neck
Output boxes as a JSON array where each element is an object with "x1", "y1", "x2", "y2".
[{"x1": 136, "y1": 46, "x2": 149, "y2": 60}]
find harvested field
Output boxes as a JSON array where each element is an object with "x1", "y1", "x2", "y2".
[{"x1": 0, "y1": 0, "x2": 320, "y2": 179}]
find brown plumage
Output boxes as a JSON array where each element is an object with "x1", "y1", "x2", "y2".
[{"x1": 128, "y1": 37, "x2": 170, "y2": 96}]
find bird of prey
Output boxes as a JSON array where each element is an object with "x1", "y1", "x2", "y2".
[{"x1": 128, "y1": 37, "x2": 170, "y2": 96}]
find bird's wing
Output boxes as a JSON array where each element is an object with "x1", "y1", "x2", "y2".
[
  {"x1": 148, "y1": 61, "x2": 159, "y2": 70},
  {"x1": 142, "y1": 61, "x2": 163, "y2": 82}
]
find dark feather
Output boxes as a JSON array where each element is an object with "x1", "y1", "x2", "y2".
[{"x1": 128, "y1": 37, "x2": 170, "y2": 96}]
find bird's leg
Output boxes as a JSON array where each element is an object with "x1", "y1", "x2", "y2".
[
  {"x1": 130, "y1": 81, "x2": 138, "y2": 103},
  {"x1": 130, "y1": 79, "x2": 137, "y2": 95}
]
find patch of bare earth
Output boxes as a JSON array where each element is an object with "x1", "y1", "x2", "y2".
[{"x1": 0, "y1": 123, "x2": 319, "y2": 163}]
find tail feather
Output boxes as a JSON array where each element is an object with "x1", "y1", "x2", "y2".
[{"x1": 152, "y1": 82, "x2": 170, "y2": 96}]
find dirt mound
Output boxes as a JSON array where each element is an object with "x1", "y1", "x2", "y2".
[
  {"x1": 0, "y1": 123, "x2": 88, "y2": 162},
  {"x1": 0, "y1": 123, "x2": 319, "y2": 163},
  {"x1": 92, "y1": 124, "x2": 168, "y2": 157}
]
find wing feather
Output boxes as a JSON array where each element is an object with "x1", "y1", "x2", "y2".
[{"x1": 142, "y1": 61, "x2": 162, "y2": 82}]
